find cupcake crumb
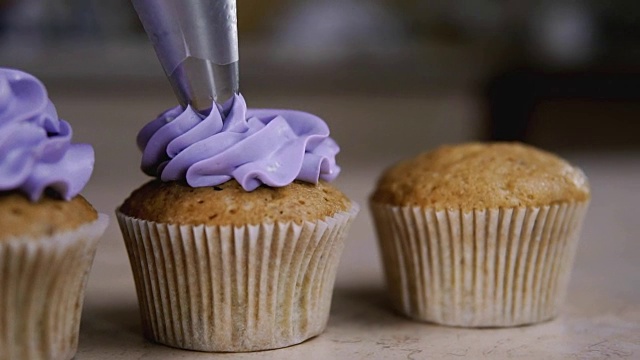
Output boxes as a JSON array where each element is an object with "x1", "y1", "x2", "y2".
[
  {"x1": 371, "y1": 142, "x2": 590, "y2": 209},
  {"x1": 0, "y1": 192, "x2": 97, "y2": 241},
  {"x1": 120, "y1": 180, "x2": 350, "y2": 226}
]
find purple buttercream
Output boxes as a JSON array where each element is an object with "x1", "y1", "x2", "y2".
[
  {"x1": 0, "y1": 68, "x2": 94, "y2": 201},
  {"x1": 138, "y1": 94, "x2": 340, "y2": 191}
]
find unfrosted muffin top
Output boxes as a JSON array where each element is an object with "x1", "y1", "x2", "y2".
[
  {"x1": 120, "y1": 180, "x2": 351, "y2": 226},
  {"x1": 371, "y1": 142, "x2": 590, "y2": 209},
  {"x1": 0, "y1": 192, "x2": 98, "y2": 241}
]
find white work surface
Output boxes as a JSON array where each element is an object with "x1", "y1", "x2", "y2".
[{"x1": 55, "y1": 91, "x2": 639, "y2": 359}]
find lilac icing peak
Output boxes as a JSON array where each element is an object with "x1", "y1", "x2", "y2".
[
  {"x1": 138, "y1": 94, "x2": 341, "y2": 191},
  {"x1": 0, "y1": 68, "x2": 94, "y2": 201}
]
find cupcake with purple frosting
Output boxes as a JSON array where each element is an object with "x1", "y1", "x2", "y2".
[
  {"x1": 117, "y1": 94, "x2": 358, "y2": 352},
  {"x1": 0, "y1": 68, "x2": 108, "y2": 360}
]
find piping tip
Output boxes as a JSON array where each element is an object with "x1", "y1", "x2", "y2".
[{"x1": 132, "y1": 0, "x2": 239, "y2": 112}]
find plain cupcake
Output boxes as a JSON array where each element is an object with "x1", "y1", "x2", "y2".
[
  {"x1": 116, "y1": 94, "x2": 358, "y2": 352},
  {"x1": 370, "y1": 142, "x2": 590, "y2": 327},
  {"x1": 0, "y1": 68, "x2": 108, "y2": 360}
]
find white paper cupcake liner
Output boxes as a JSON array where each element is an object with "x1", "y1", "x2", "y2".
[
  {"x1": 371, "y1": 202, "x2": 588, "y2": 327},
  {"x1": 0, "y1": 214, "x2": 108, "y2": 360},
  {"x1": 116, "y1": 205, "x2": 358, "y2": 352}
]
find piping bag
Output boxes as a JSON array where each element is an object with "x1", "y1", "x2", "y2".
[{"x1": 132, "y1": 0, "x2": 239, "y2": 113}]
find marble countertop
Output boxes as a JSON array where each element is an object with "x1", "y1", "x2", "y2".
[{"x1": 54, "y1": 90, "x2": 639, "y2": 359}]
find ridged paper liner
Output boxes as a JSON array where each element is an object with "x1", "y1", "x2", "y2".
[
  {"x1": 0, "y1": 214, "x2": 108, "y2": 360},
  {"x1": 371, "y1": 202, "x2": 589, "y2": 327},
  {"x1": 116, "y1": 205, "x2": 358, "y2": 352}
]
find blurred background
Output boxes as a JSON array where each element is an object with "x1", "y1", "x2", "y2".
[
  {"x1": 1, "y1": 2, "x2": 639, "y2": 354},
  {"x1": 0, "y1": 0, "x2": 639, "y2": 158}
]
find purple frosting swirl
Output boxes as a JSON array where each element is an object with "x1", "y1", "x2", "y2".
[
  {"x1": 138, "y1": 94, "x2": 340, "y2": 191},
  {"x1": 0, "y1": 68, "x2": 94, "y2": 201}
]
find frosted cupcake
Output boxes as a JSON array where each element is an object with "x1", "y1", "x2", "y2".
[
  {"x1": 0, "y1": 68, "x2": 108, "y2": 359},
  {"x1": 117, "y1": 94, "x2": 358, "y2": 352},
  {"x1": 370, "y1": 142, "x2": 590, "y2": 327}
]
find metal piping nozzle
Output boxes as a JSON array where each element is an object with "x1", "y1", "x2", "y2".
[{"x1": 132, "y1": 0, "x2": 239, "y2": 112}]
